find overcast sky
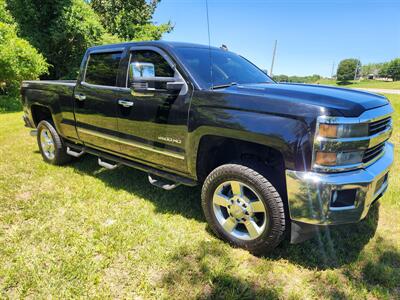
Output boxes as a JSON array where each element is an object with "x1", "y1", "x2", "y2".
[{"x1": 153, "y1": 0, "x2": 400, "y2": 77}]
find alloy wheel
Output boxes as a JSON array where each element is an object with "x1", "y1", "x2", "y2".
[{"x1": 212, "y1": 180, "x2": 268, "y2": 240}]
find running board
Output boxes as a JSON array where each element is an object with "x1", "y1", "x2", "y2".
[
  {"x1": 148, "y1": 174, "x2": 180, "y2": 190},
  {"x1": 66, "y1": 147, "x2": 85, "y2": 158},
  {"x1": 64, "y1": 142, "x2": 197, "y2": 187},
  {"x1": 98, "y1": 158, "x2": 120, "y2": 170}
]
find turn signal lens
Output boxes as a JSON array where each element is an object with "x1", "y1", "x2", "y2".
[
  {"x1": 315, "y1": 151, "x2": 337, "y2": 165},
  {"x1": 319, "y1": 124, "x2": 338, "y2": 138}
]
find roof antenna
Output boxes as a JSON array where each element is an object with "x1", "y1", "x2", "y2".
[
  {"x1": 205, "y1": 0, "x2": 213, "y2": 89},
  {"x1": 220, "y1": 44, "x2": 228, "y2": 51}
]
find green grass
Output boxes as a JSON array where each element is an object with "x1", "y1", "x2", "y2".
[
  {"x1": 315, "y1": 79, "x2": 400, "y2": 90},
  {"x1": 1, "y1": 95, "x2": 399, "y2": 299}
]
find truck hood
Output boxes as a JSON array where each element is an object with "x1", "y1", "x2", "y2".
[{"x1": 227, "y1": 83, "x2": 389, "y2": 117}]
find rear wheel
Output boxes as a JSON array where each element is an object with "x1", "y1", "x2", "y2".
[
  {"x1": 201, "y1": 162, "x2": 286, "y2": 254},
  {"x1": 37, "y1": 120, "x2": 71, "y2": 165}
]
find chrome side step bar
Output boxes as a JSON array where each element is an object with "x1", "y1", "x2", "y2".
[
  {"x1": 98, "y1": 158, "x2": 120, "y2": 170},
  {"x1": 64, "y1": 141, "x2": 197, "y2": 187},
  {"x1": 148, "y1": 174, "x2": 180, "y2": 190},
  {"x1": 66, "y1": 147, "x2": 85, "y2": 158}
]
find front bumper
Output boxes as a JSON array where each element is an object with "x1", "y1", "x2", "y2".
[{"x1": 286, "y1": 142, "x2": 393, "y2": 227}]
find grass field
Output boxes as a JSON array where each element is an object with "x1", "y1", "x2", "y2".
[
  {"x1": 0, "y1": 95, "x2": 399, "y2": 299},
  {"x1": 314, "y1": 79, "x2": 400, "y2": 90}
]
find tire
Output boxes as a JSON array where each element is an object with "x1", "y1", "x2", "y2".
[
  {"x1": 201, "y1": 161, "x2": 286, "y2": 254},
  {"x1": 37, "y1": 120, "x2": 71, "y2": 165}
]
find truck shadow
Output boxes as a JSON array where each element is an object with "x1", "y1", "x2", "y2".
[
  {"x1": 269, "y1": 203, "x2": 380, "y2": 269},
  {"x1": 69, "y1": 155, "x2": 379, "y2": 269},
  {"x1": 69, "y1": 155, "x2": 205, "y2": 222}
]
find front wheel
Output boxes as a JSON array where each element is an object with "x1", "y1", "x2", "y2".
[
  {"x1": 201, "y1": 162, "x2": 286, "y2": 254},
  {"x1": 37, "y1": 120, "x2": 71, "y2": 165}
]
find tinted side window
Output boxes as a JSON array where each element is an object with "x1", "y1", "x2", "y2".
[
  {"x1": 129, "y1": 50, "x2": 174, "y2": 81},
  {"x1": 85, "y1": 52, "x2": 122, "y2": 86}
]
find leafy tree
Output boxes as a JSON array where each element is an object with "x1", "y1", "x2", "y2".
[
  {"x1": 386, "y1": 58, "x2": 400, "y2": 81},
  {"x1": 0, "y1": 0, "x2": 48, "y2": 111},
  {"x1": 336, "y1": 59, "x2": 361, "y2": 82},
  {"x1": 378, "y1": 62, "x2": 392, "y2": 79},
  {"x1": 7, "y1": 0, "x2": 119, "y2": 79},
  {"x1": 361, "y1": 63, "x2": 383, "y2": 77},
  {"x1": 89, "y1": 0, "x2": 172, "y2": 40}
]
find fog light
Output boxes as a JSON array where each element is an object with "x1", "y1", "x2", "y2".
[{"x1": 331, "y1": 189, "x2": 357, "y2": 208}]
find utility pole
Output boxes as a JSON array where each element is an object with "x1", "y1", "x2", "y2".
[
  {"x1": 331, "y1": 62, "x2": 335, "y2": 78},
  {"x1": 354, "y1": 58, "x2": 360, "y2": 81},
  {"x1": 270, "y1": 40, "x2": 277, "y2": 77}
]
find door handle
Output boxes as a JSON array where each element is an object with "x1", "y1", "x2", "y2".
[
  {"x1": 118, "y1": 99, "x2": 134, "y2": 108},
  {"x1": 74, "y1": 93, "x2": 86, "y2": 101}
]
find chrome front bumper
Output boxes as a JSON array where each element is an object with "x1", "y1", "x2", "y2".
[{"x1": 286, "y1": 142, "x2": 393, "y2": 226}]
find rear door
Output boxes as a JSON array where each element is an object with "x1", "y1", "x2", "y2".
[
  {"x1": 116, "y1": 47, "x2": 191, "y2": 173},
  {"x1": 74, "y1": 49, "x2": 124, "y2": 153}
]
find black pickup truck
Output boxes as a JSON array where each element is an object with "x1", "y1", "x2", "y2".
[{"x1": 21, "y1": 41, "x2": 394, "y2": 254}]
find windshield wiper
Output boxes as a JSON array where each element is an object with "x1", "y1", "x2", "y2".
[{"x1": 211, "y1": 82, "x2": 238, "y2": 89}]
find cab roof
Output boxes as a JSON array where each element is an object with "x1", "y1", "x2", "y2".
[{"x1": 88, "y1": 41, "x2": 221, "y2": 52}]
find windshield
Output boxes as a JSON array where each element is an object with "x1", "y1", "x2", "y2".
[{"x1": 175, "y1": 47, "x2": 274, "y2": 89}]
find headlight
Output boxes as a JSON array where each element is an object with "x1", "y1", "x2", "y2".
[
  {"x1": 318, "y1": 123, "x2": 369, "y2": 138},
  {"x1": 315, "y1": 150, "x2": 364, "y2": 166}
]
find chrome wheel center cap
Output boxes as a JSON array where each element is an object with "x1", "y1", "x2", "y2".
[{"x1": 228, "y1": 196, "x2": 252, "y2": 221}]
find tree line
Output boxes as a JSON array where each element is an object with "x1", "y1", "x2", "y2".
[
  {"x1": 271, "y1": 57, "x2": 400, "y2": 84},
  {"x1": 337, "y1": 58, "x2": 400, "y2": 82},
  {"x1": 271, "y1": 74, "x2": 321, "y2": 84},
  {"x1": 0, "y1": 0, "x2": 171, "y2": 111}
]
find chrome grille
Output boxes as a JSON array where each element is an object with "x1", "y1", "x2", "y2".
[
  {"x1": 369, "y1": 117, "x2": 391, "y2": 135},
  {"x1": 363, "y1": 142, "x2": 385, "y2": 163}
]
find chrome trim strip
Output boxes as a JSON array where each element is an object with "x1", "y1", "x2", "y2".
[
  {"x1": 329, "y1": 205, "x2": 356, "y2": 212},
  {"x1": 81, "y1": 81, "x2": 127, "y2": 91},
  {"x1": 286, "y1": 143, "x2": 393, "y2": 225},
  {"x1": 77, "y1": 128, "x2": 185, "y2": 160}
]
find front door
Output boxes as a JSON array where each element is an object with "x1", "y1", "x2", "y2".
[
  {"x1": 74, "y1": 50, "x2": 123, "y2": 153},
  {"x1": 117, "y1": 47, "x2": 191, "y2": 174}
]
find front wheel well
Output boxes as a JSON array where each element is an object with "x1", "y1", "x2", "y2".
[
  {"x1": 31, "y1": 105, "x2": 53, "y2": 127},
  {"x1": 196, "y1": 136, "x2": 286, "y2": 198}
]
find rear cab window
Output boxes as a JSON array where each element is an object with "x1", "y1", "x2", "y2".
[{"x1": 84, "y1": 51, "x2": 123, "y2": 86}]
